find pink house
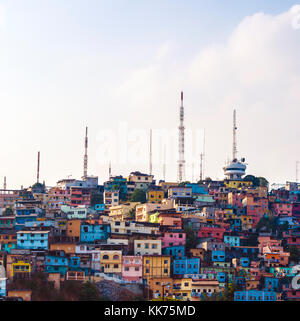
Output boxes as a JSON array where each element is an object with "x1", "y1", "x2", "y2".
[
  {"x1": 159, "y1": 231, "x2": 186, "y2": 249},
  {"x1": 121, "y1": 256, "x2": 143, "y2": 282},
  {"x1": 258, "y1": 236, "x2": 281, "y2": 253},
  {"x1": 271, "y1": 202, "x2": 292, "y2": 217},
  {"x1": 198, "y1": 226, "x2": 225, "y2": 242}
]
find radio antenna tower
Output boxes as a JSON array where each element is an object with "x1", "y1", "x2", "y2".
[
  {"x1": 163, "y1": 144, "x2": 166, "y2": 181},
  {"x1": 109, "y1": 161, "x2": 112, "y2": 180},
  {"x1": 149, "y1": 129, "x2": 152, "y2": 176},
  {"x1": 178, "y1": 91, "x2": 185, "y2": 182},
  {"x1": 200, "y1": 129, "x2": 205, "y2": 181},
  {"x1": 200, "y1": 154, "x2": 203, "y2": 181},
  {"x1": 233, "y1": 109, "x2": 238, "y2": 160},
  {"x1": 37, "y1": 151, "x2": 40, "y2": 183},
  {"x1": 3, "y1": 177, "x2": 6, "y2": 190},
  {"x1": 84, "y1": 127, "x2": 88, "y2": 178}
]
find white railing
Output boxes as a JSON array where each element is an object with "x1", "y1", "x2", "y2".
[{"x1": 94, "y1": 273, "x2": 143, "y2": 284}]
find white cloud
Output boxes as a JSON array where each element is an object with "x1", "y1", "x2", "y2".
[
  {"x1": 0, "y1": 4, "x2": 6, "y2": 31},
  {"x1": 112, "y1": 6, "x2": 300, "y2": 184},
  {"x1": 187, "y1": 5, "x2": 300, "y2": 184}
]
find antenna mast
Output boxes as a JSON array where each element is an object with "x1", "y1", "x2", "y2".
[
  {"x1": 109, "y1": 161, "x2": 112, "y2": 180},
  {"x1": 37, "y1": 151, "x2": 40, "y2": 183},
  {"x1": 200, "y1": 129, "x2": 205, "y2": 181},
  {"x1": 163, "y1": 144, "x2": 166, "y2": 181},
  {"x1": 178, "y1": 91, "x2": 185, "y2": 182},
  {"x1": 3, "y1": 177, "x2": 6, "y2": 190},
  {"x1": 149, "y1": 129, "x2": 152, "y2": 176},
  {"x1": 233, "y1": 109, "x2": 237, "y2": 160},
  {"x1": 84, "y1": 127, "x2": 88, "y2": 177}
]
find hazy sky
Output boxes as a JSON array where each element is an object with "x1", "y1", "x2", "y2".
[{"x1": 0, "y1": 0, "x2": 300, "y2": 189}]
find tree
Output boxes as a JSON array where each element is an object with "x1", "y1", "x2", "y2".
[
  {"x1": 127, "y1": 207, "x2": 136, "y2": 219},
  {"x1": 243, "y1": 175, "x2": 259, "y2": 186},
  {"x1": 90, "y1": 190, "x2": 103, "y2": 207},
  {"x1": 130, "y1": 189, "x2": 146, "y2": 203},
  {"x1": 178, "y1": 181, "x2": 191, "y2": 187},
  {"x1": 78, "y1": 282, "x2": 102, "y2": 301},
  {"x1": 287, "y1": 246, "x2": 300, "y2": 263},
  {"x1": 243, "y1": 175, "x2": 269, "y2": 188},
  {"x1": 257, "y1": 177, "x2": 269, "y2": 188},
  {"x1": 2, "y1": 207, "x2": 13, "y2": 216},
  {"x1": 183, "y1": 225, "x2": 198, "y2": 249}
]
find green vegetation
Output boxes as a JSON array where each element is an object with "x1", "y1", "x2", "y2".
[
  {"x1": 178, "y1": 181, "x2": 191, "y2": 187},
  {"x1": 217, "y1": 282, "x2": 242, "y2": 301},
  {"x1": 183, "y1": 225, "x2": 198, "y2": 250},
  {"x1": 256, "y1": 215, "x2": 289, "y2": 237},
  {"x1": 2, "y1": 207, "x2": 13, "y2": 216},
  {"x1": 243, "y1": 175, "x2": 269, "y2": 188},
  {"x1": 130, "y1": 189, "x2": 146, "y2": 204},
  {"x1": 287, "y1": 246, "x2": 300, "y2": 263},
  {"x1": 8, "y1": 273, "x2": 104, "y2": 301},
  {"x1": 90, "y1": 190, "x2": 103, "y2": 207}
]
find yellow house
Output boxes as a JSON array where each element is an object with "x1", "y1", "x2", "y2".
[
  {"x1": 223, "y1": 179, "x2": 253, "y2": 189},
  {"x1": 147, "y1": 190, "x2": 164, "y2": 204},
  {"x1": 149, "y1": 212, "x2": 159, "y2": 224},
  {"x1": 241, "y1": 215, "x2": 253, "y2": 231},
  {"x1": 109, "y1": 202, "x2": 140, "y2": 221},
  {"x1": 173, "y1": 277, "x2": 193, "y2": 301},
  {"x1": 143, "y1": 255, "x2": 171, "y2": 280},
  {"x1": 100, "y1": 251, "x2": 122, "y2": 274},
  {"x1": 191, "y1": 279, "x2": 220, "y2": 301},
  {"x1": 134, "y1": 240, "x2": 161, "y2": 256},
  {"x1": 11, "y1": 261, "x2": 31, "y2": 277}
]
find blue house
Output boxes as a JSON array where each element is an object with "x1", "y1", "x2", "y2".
[
  {"x1": 230, "y1": 219, "x2": 242, "y2": 232},
  {"x1": 217, "y1": 272, "x2": 227, "y2": 283},
  {"x1": 185, "y1": 184, "x2": 208, "y2": 195},
  {"x1": 104, "y1": 176, "x2": 128, "y2": 199},
  {"x1": 15, "y1": 208, "x2": 38, "y2": 231},
  {"x1": 17, "y1": 229, "x2": 49, "y2": 250},
  {"x1": 212, "y1": 250, "x2": 226, "y2": 262},
  {"x1": 240, "y1": 257, "x2": 250, "y2": 267},
  {"x1": 224, "y1": 235, "x2": 240, "y2": 247},
  {"x1": 173, "y1": 258, "x2": 200, "y2": 275},
  {"x1": 234, "y1": 290, "x2": 277, "y2": 301},
  {"x1": 264, "y1": 277, "x2": 279, "y2": 292},
  {"x1": 0, "y1": 266, "x2": 6, "y2": 297},
  {"x1": 45, "y1": 252, "x2": 69, "y2": 275},
  {"x1": 80, "y1": 223, "x2": 110, "y2": 243},
  {"x1": 95, "y1": 204, "x2": 105, "y2": 212},
  {"x1": 162, "y1": 245, "x2": 185, "y2": 260}
]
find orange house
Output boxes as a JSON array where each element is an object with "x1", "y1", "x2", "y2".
[
  {"x1": 50, "y1": 243, "x2": 76, "y2": 254},
  {"x1": 66, "y1": 220, "x2": 81, "y2": 240}
]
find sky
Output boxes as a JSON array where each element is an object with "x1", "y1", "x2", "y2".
[{"x1": 0, "y1": 0, "x2": 300, "y2": 189}]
